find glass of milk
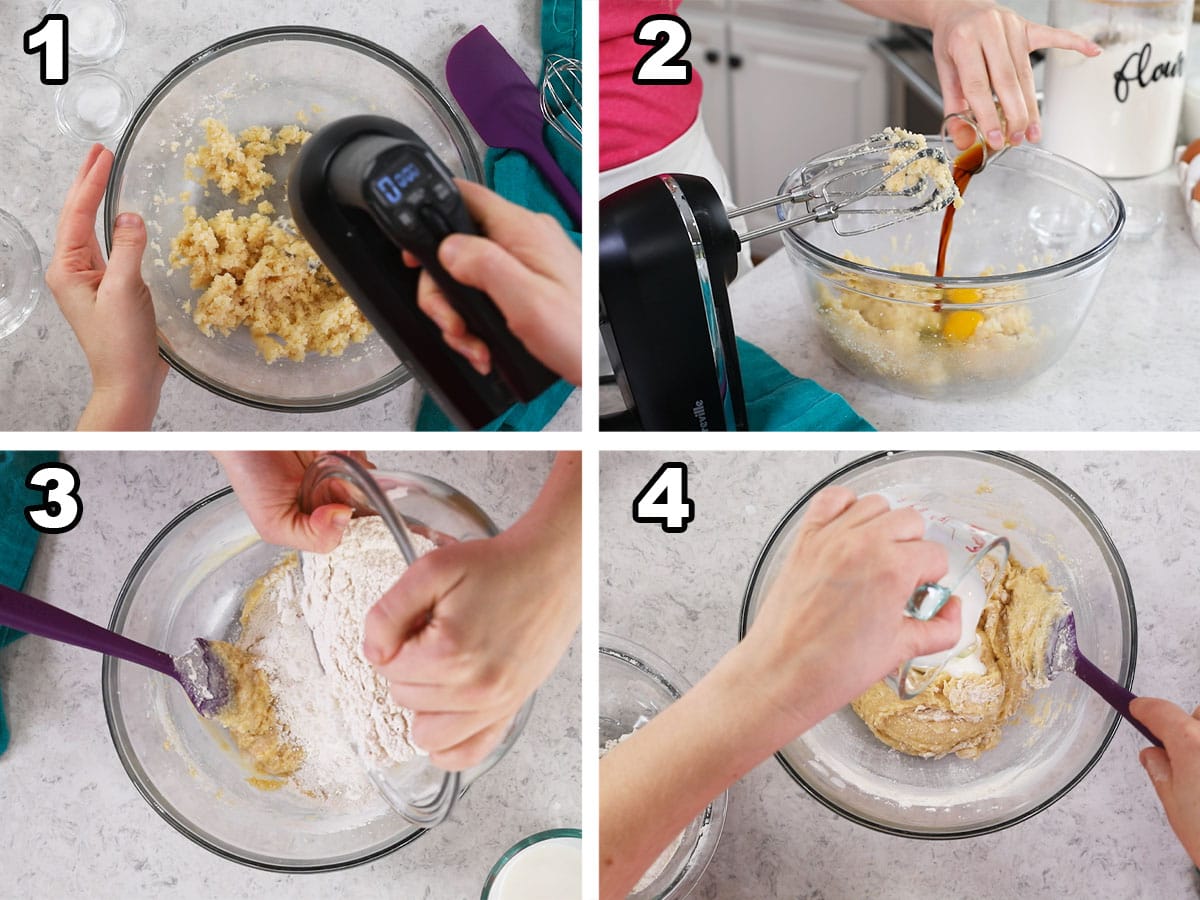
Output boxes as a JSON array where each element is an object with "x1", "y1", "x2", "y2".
[
  {"x1": 482, "y1": 829, "x2": 582, "y2": 900},
  {"x1": 876, "y1": 489, "x2": 1010, "y2": 701}
]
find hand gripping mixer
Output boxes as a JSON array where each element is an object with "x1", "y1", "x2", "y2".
[
  {"x1": 290, "y1": 115, "x2": 557, "y2": 430},
  {"x1": 599, "y1": 134, "x2": 957, "y2": 431}
]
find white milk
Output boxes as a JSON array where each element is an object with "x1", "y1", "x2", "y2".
[
  {"x1": 488, "y1": 836, "x2": 582, "y2": 900},
  {"x1": 1042, "y1": 27, "x2": 1188, "y2": 177}
]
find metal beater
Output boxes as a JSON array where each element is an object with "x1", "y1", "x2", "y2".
[{"x1": 730, "y1": 133, "x2": 959, "y2": 242}]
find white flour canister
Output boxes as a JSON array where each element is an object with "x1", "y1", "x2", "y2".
[{"x1": 1042, "y1": 0, "x2": 1194, "y2": 177}]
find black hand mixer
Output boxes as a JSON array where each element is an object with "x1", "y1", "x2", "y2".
[
  {"x1": 290, "y1": 115, "x2": 557, "y2": 429},
  {"x1": 599, "y1": 133, "x2": 957, "y2": 431}
]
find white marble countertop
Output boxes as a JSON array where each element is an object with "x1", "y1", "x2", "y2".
[
  {"x1": 731, "y1": 170, "x2": 1193, "y2": 431},
  {"x1": 600, "y1": 451, "x2": 1199, "y2": 899},
  {"x1": 0, "y1": 450, "x2": 580, "y2": 898},
  {"x1": 0, "y1": 0, "x2": 578, "y2": 431}
]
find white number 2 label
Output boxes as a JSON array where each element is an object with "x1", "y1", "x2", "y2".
[
  {"x1": 23, "y1": 14, "x2": 69, "y2": 86},
  {"x1": 633, "y1": 463, "x2": 695, "y2": 534},
  {"x1": 24, "y1": 463, "x2": 83, "y2": 535},
  {"x1": 633, "y1": 15, "x2": 693, "y2": 85}
]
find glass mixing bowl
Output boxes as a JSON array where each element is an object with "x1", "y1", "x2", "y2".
[
  {"x1": 104, "y1": 27, "x2": 482, "y2": 412},
  {"x1": 103, "y1": 462, "x2": 529, "y2": 871},
  {"x1": 600, "y1": 633, "x2": 727, "y2": 898},
  {"x1": 779, "y1": 141, "x2": 1124, "y2": 400},
  {"x1": 740, "y1": 451, "x2": 1136, "y2": 839}
]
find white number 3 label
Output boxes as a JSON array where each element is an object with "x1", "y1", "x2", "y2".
[
  {"x1": 633, "y1": 462, "x2": 695, "y2": 534},
  {"x1": 24, "y1": 463, "x2": 83, "y2": 534},
  {"x1": 633, "y1": 15, "x2": 693, "y2": 85}
]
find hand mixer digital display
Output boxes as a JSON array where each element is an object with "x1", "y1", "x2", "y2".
[
  {"x1": 599, "y1": 133, "x2": 959, "y2": 431},
  {"x1": 291, "y1": 115, "x2": 556, "y2": 430}
]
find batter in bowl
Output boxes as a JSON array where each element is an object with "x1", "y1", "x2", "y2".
[{"x1": 852, "y1": 558, "x2": 1067, "y2": 759}]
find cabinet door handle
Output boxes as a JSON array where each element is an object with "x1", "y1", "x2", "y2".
[
  {"x1": 729, "y1": 54, "x2": 744, "y2": 70},
  {"x1": 705, "y1": 49, "x2": 720, "y2": 64}
]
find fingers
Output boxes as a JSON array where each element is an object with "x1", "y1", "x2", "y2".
[
  {"x1": 899, "y1": 595, "x2": 963, "y2": 659},
  {"x1": 56, "y1": 147, "x2": 114, "y2": 252},
  {"x1": 1139, "y1": 746, "x2": 1173, "y2": 812},
  {"x1": 1130, "y1": 697, "x2": 1199, "y2": 753},
  {"x1": 410, "y1": 708, "x2": 511, "y2": 756},
  {"x1": 303, "y1": 503, "x2": 354, "y2": 553},
  {"x1": 428, "y1": 716, "x2": 510, "y2": 771},
  {"x1": 1005, "y1": 16, "x2": 1040, "y2": 142},
  {"x1": 834, "y1": 493, "x2": 891, "y2": 529},
  {"x1": 1025, "y1": 22, "x2": 1101, "y2": 57},
  {"x1": 798, "y1": 485, "x2": 857, "y2": 530},
  {"x1": 946, "y1": 37, "x2": 1005, "y2": 150},
  {"x1": 457, "y1": 179, "x2": 579, "y2": 281},
  {"x1": 414, "y1": 269, "x2": 492, "y2": 375},
  {"x1": 363, "y1": 555, "x2": 463, "y2": 667},
  {"x1": 984, "y1": 17, "x2": 1031, "y2": 144}
]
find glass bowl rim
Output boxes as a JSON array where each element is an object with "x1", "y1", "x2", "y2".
[
  {"x1": 737, "y1": 449, "x2": 1138, "y2": 840},
  {"x1": 102, "y1": 24, "x2": 484, "y2": 413},
  {"x1": 599, "y1": 631, "x2": 729, "y2": 897},
  {"x1": 777, "y1": 141, "x2": 1127, "y2": 297},
  {"x1": 480, "y1": 827, "x2": 583, "y2": 899}
]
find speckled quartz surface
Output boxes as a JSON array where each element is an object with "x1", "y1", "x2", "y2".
[
  {"x1": 601, "y1": 451, "x2": 1200, "y2": 899},
  {"x1": 0, "y1": 0, "x2": 578, "y2": 431},
  {"x1": 0, "y1": 451, "x2": 580, "y2": 898},
  {"x1": 731, "y1": 170, "x2": 1192, "y2": 431}
]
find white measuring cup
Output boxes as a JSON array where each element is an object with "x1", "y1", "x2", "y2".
[{"x1": 877, "y1": 488, "x2": 1010, "y2": 700}]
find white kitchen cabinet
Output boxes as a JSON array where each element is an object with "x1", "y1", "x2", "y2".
[
  {"x1": 688, "y1": 13, "x2": 732, "y2": 170},
  {"x1": 730, "y1": 19, "x2": 886, "y2": 245},
  {"x1": 680, "y1": 1, "x2": 888, "y2": 258}
]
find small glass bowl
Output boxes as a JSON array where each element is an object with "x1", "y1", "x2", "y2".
[
  {"x1": 0, "y1": 209, "x2": 41, "y2": 340},
  {"x1": 480, "y1": 828, "x2": 582, "y2": 899},
  {"x1": 54, "y1": 66, "x2": 133, "y2": 142},
  {"x1": 599, "y1": 633, "x2": 726, "y2": 898},
  {"x1": 49, "y1": 0, "x2": 127, "y2": 65}
]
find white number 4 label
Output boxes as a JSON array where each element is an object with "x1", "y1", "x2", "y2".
[
  {"x1": 633, "y1": 462, "x2": 695, "y2": 534},
  {"x1": 24, "y1": 463, "x2": 83, "y2": 534}
]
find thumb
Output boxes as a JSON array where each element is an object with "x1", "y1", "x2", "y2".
[
  {"x1": 362, "y1": 552, "x2": 458, "y2": 666},
  {"x1": 1139, "y1": 746, "x2": 1174, "y2": 809},
  {"x1": 106, "y1": 212, "x2": 148, "y2": 297},
  {"x1": 303, "y1": 503, "x2": 353, "y2": 553},
  {"x1": 900, "y1": 595, "x2": 963, "y2": 659}
]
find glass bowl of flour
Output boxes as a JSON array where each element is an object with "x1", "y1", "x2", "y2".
[
  {"x1": 740, "y1": 450, "x2": 1136, "y2": 839},
  {"x1": 102, "y1": 462, "x2": 531, "y2": 870},
  {"x1": 600, "y1": 633, "x2": 727, "y2": 897}
]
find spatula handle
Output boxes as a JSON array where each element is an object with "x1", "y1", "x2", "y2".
[
  {"x1": 1073, "y1": 651, "x2": 1163, "y2": 747},
  {"x1": 523, "y1": 142, "x2": 581, "y2": 226},
  {"x1": 0, "y1": 583, "x2": 176, "y2": 677}
]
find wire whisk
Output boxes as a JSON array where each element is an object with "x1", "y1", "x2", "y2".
[{"x1": 540, "y1": 54, "x2": 582, "y2": 150}]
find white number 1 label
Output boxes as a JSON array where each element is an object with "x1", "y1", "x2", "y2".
[
  {"x1": 633, "y1": 463, "x2": 695, "y2": 534},
  {"x1": 24, "y1": 14, "x2": 69, "y2": 86}
]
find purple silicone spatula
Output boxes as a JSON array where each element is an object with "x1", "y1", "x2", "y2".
[
  {"x1": 446, "y1": 25, "x2": 582, "y2": 226},
  {"x1": 1046, "y1": 608, "x2": 1162, "y2": 747},
  {"x1": 0, "y1": 583, "x2": 230, "y2": 716}
]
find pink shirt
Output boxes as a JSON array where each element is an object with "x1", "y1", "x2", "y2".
[{"x1": 600, "y1": 0, "x2": 704, "y2": 171}]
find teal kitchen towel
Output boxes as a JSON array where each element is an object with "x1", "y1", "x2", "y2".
[
  {"x1": 420, "y1": 0, "x2": 581, "y2": 431},
  {"x1": 0, "y1": 451, "x2": 58, "y2": 755},
  {"x1": 739, "y1": 339, "x2": 875, "y2": 432}
]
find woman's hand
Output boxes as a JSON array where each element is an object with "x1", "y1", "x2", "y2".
[
  {"x1": 1131, "y1": 697, "x2": 1200, "y2": 866},
  {"x1": 362, "y1": 452, "x2": 581, "y2": 770},
  {"x1": 45, "y1": 144, "x2": 168, "y2": 430},
  {"x1": 405, "y1": 180, "x2": 582, "y2": 386},
  {"x1": 214, "y1": 451, "x2": 371, "y2": 553}
]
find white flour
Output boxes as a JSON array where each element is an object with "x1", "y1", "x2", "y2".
[
  {"x1": 238, "y1": 517, "x2": 433, "y2": 804},
  {"x1": 602, "y1": 733, "x2": 687, "y2": 892}
]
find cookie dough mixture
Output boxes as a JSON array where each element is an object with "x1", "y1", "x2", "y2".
[
  {"x1": 879, "y1": 127, "x2": 963, "y2": 209},
  {"x1": 209, "y1": 517, "x2": 432, "y2": 802},
  {"x1": 852, "y1": 558, "x2": 1067, "y2": 759},
  {"x1": 169, "y1": 118, "x2": 372, "y2": 363},
  {"x1": 814, "y1": 253, "x2": 1040, "y2": 391}
]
